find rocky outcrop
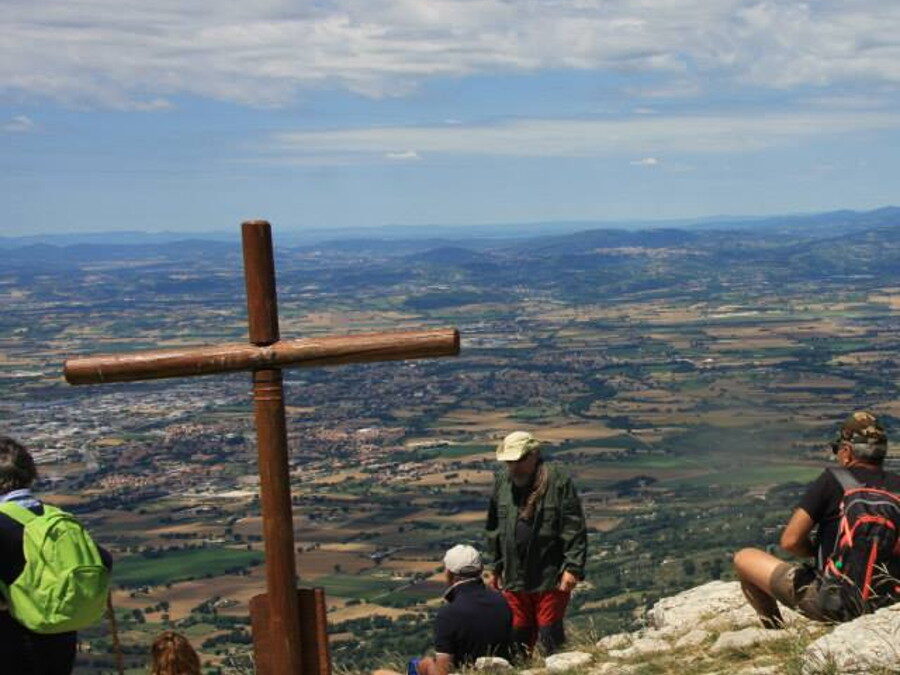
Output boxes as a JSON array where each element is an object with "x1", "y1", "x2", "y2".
[
  {"x1": 474, "y1": 656, "x2": 513, "y2": 670},
  {"x1": 446, "y1": 581, "x2": 899, "y2": 675},
  {"x1": 646, "y1": 579, "x2": 803, "y2": 634},
  {"x1": 709, "y1": 626, "x2": 786, "y2": 653},
  {"x1": 543, "y1": 651, "x2": 592, "y2": 672},
  {"x1": 803, "y1": 601, "x2": 900, "y2": 674}
]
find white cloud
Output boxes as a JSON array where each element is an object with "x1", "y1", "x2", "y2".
[
  {"x1": 266, "y1": 110, "x2": 900, "y2": 163},
  {"x1": 625, "y1": 80, "x2": 703, "y2": 99},
  {"x1": 2, "y1": 114, "x2": 35, "y2": 132},
  {"x1": 799, "y1": 93, "x2": 895, "y2": 110},
  {"x1": 1, "y1": 1, "x2": 899, "y2": 108},
  {"x1": 125, "y1": 98, "x2": 173, "y2": 112},
  {"x1": 631, "y1": 157, "x2": 659, "y2": 166},
  {"x1": 384, "y1": 150, "x2": 421, "y2": 161}
]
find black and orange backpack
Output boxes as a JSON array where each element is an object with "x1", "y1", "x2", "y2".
[{"x1": 817, "y1": 468, "x2": 900, "y2": 621}]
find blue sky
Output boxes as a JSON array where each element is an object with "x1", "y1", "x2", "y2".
[{"x1": 2, "y1": 1, "x2": 900, "y2": 235}]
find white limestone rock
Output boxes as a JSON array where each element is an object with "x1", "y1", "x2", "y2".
[
  {"x1": 674, "y1": 628, "x2": 710, "y2": 649},
  {"x1": 544, "y1": 651, "x2": 593, "y2": 672},
  {"x1": 710, "y1": 627, "x2": 787, "y2": 654},
  {"x1": 590, "y1": 663, "x2": 638, "y2": 674},
  {"x1": 647, "y1": 580, "x2": 804, "y2": 634},
  {"x1": 647, "y1": 581, "x2": 751, "y2": 633},
  {"x1": 474, "y1": 656, "x2": 512, "y2": 670},
  {"x1": 607, "y1": 637, "x2": 669, "y2": 659},
  {"x1": 641, "y1": 624, "x2": 682, "y2": 639},
  {"x1": 595, "y1": 632, "x2": 632, "y2": 651},
  {"x1": 702, "y1": 606, "x2": 764, "y2": 632},
  {"x1": 631, "y1": 636, "x2": 671, "y2": 655},
  {"x1": 803, "y1": 603, "x2": 900, "y2": 674}
]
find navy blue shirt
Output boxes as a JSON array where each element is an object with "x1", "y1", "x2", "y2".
[{"x1": 434, "y1": 579, "x2": 512, "y2": 667}]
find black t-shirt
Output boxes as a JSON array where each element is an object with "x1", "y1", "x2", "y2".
[
  {"x1": 514, "y1": 518, "x2": 532, "y2": 560},
  {"x1": 512, "y1": 474, "x2": 538, "y2": 560},
  {"x1": 797, "y1": 465, "x2": 900, "y2": 568},
  {"x1": 434, "y1": 579, "x2": 512, "y2": 667}
]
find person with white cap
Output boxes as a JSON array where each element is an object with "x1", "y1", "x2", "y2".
[
  {"x1": 375, "y1": 544, "x2": 512, "y2": 675},
  {"x1": 484, "y1": 431, "x2": 587, "y2": 655}
]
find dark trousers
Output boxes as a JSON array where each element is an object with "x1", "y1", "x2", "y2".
[{"x1": 0, "y1": 612, "x2": 76, "y2": 675}]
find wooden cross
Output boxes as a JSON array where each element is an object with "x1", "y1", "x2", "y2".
[{"x1": 64, "y1": 221, "x2": 460, "y2": 674}]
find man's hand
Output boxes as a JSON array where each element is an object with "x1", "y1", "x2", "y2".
[
  {"x1": 485, "y1": 571, "x2": 502, "y2": 590},
  {"x1": 558, "y1": 570, "x2": 579, "y2": 592}
]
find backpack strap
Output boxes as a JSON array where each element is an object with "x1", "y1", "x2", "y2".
[
  {"x1": 0, "y1": 502, "x2": 37, "y2": 605},
  {"x1": 828, "y1": 467, "x2": 864, "y2": 493},
  {"x1": 0, "y1": 501, "x2": 39, "y2": 526}
]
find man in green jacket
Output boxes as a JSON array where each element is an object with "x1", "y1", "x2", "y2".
[{"x1": 484, "y1": 431, "x2": 587, "y2": 655}]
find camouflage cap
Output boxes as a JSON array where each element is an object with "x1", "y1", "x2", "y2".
[{"x1": 832, "y1": 411, "x2": 888, "y2": 458}]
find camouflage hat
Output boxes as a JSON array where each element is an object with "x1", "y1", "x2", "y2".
[
  {"x1": 496, "y1": 431, "x2": 541, "y2": 462},
  {"x1": 832, "y1": 411, "x2": 888, "y2": 458}
]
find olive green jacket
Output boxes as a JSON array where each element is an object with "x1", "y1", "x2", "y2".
[{"x1": 483, "y1": 463, "x2": 587, "y2": 592}]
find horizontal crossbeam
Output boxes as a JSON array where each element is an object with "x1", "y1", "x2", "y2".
[{"x1": 64, "y1": 329, "x2": 459, "y2": 385}]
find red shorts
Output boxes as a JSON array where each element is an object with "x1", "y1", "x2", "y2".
[{"x1": 502, "y1": 589, "x2": 570, "y2": 629}]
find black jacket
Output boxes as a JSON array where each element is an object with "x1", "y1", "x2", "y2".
[{"x1": 434, "y1": 579, "x2": 512, "y2": 666}]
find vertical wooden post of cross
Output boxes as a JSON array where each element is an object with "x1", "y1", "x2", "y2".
[
  {"x1": 64, "y1": 219, "x2": 459, "y2": 673},
  {"x1": 242, "y1": 221, "x2": 304, "y2": 673}
]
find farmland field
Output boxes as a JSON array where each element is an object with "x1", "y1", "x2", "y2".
[{"x1": 3, "y1": 215, "x2": 900, "y2": 671}]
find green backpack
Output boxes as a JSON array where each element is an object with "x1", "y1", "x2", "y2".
[{"x1": 0, "y1": 501, "x2": 109, "y2": 633}]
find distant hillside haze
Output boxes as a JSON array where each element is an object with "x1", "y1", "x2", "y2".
[
  {"x1": 1, "y1": 205, "x2": 898, "y2": 252},
  {"x1": 2, "y1": 206, "x2": 898, "y2": 282}
]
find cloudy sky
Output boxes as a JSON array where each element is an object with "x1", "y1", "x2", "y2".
[{"x1": 3, "y1": 0, "x2": 900, "y2": 234}]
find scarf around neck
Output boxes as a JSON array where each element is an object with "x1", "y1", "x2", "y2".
[{"x1": 517, "y1": 461, "x2": 549, "y2": 522}]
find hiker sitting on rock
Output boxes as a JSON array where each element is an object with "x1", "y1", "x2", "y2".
[
  {"x1": 373, "y1": 545, "x2": 512, "y2": 675},
  {"x1": 484, "y1": 431, "x2": 587, "y2": 655},
  {"x1": 734, "y1": 412, "x2": 900, "y2": 626}
]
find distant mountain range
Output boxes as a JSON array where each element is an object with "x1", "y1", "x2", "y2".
[
  {"x1": 2, "y1": 206, "x2": 898, "y2": 250},
  {"x1": 0, "y1": 206, "x2": 897, "y2": 272}
]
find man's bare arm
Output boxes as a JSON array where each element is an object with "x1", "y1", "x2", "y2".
[
  {"x1": 433, "y1": 653, "x2": 453, "y2": 675},
  {"x1": 780, "y1": 508, "x2": 816, "y2": 558},
  {"x1": 416, "y1": 654, "x2": 454, "y2": 675}
]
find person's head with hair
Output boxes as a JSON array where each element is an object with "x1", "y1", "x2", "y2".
[
  {"x1": 150, "y1": 631, "x2": 201, "y2": 675},
  {"x1": 0, "y1": 436, "x2": 37, "y2": 494},
  {"x1": 831, "y1": 411, "x2": 889, "y2": 466}
]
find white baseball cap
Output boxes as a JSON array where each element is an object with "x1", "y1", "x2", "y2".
[
  {"x1": 496, "y1": 430, "x2": 541, "y2": 462},
  {"x1": 443, "y1": 544, "x2": 483, "y2": 575}
]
